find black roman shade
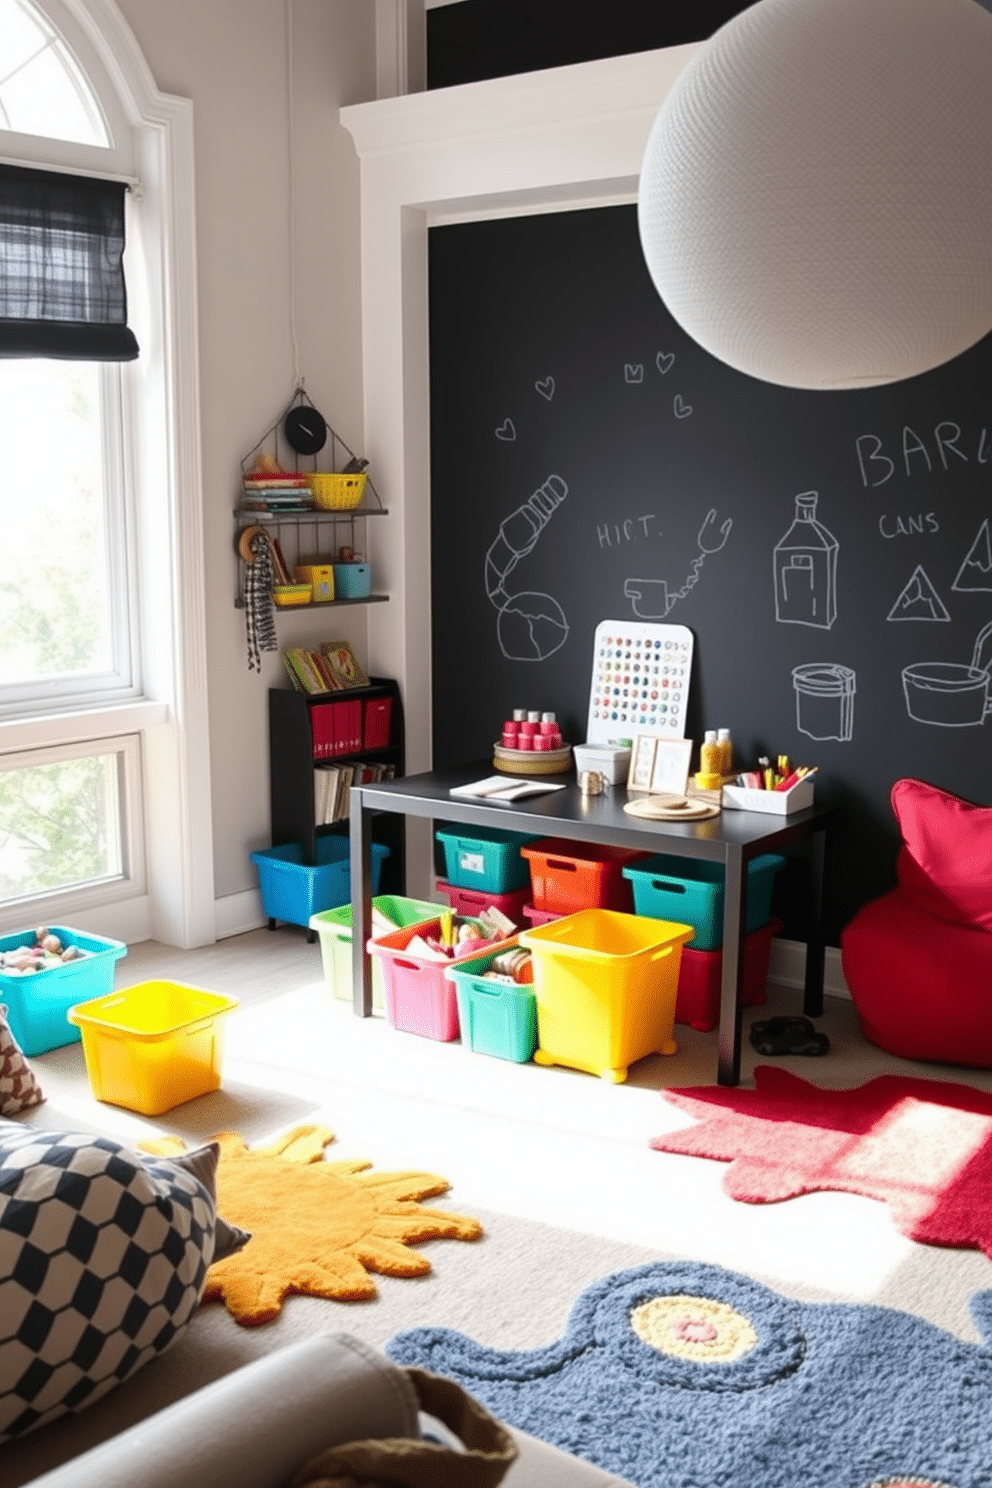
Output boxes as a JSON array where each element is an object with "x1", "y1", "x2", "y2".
[{"x1": 0, "y1": 163, "x2": 139, "y2": 360}]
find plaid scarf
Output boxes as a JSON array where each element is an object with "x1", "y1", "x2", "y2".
[{"x1": 245, "y1": 531, "x2": 278, "y2": 671}]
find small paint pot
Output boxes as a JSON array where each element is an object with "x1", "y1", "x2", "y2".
[{"x1": 579, "y1": 770, "x2": 606, "y2": 796}]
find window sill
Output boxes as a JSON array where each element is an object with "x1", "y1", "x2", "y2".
[{"x1": 0, "y1": 699, "x2": 170, "y2": 755}]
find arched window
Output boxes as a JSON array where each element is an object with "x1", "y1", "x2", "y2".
[
  {"x1": 0, "y1": 0, "x2": 108, "y2": 145},
  {"x1": 0, "y1": 0, "x2": 213, "y2": 948}
]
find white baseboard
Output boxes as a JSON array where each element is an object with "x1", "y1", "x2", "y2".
[
  {"x1": 213, "y1": 888, "x2": 267, "y2": 941},
  {"x1": 768, "y1": 938, "x2": 850, "y2": 1000}
]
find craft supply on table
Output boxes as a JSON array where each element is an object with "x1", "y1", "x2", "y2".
[
  {"x1": 586, "y1": 620, "x2": 694, "y2": 743},
  {"x1": 494, "y1": 706, "x2": 572, "y2": 775}
]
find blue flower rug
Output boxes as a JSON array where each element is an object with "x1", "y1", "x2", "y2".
[{"x1": 387, "y1": 1260, "x2": 992, "y2": 1488}]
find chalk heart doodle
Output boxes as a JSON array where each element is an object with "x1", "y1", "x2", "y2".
[
  {"x1": 673, "y1": 395, "x2": 692, "y2": 419},
  {"x1": 656, "y1": 351, "x2": 675, "y2": 375},
  {"x1": 535, "y1": 377, "x2": 555, "y2": 401},
  {"x1": 624, "y1": 365, "x2": 645, "y2": 384},
  {"x1": 495, "y1": 418, "x2": 516, "y2": 442}
]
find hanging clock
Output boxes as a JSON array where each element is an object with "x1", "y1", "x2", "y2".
[{"x1": 284, "y1": 401, "x2": 328, "y2": 456}]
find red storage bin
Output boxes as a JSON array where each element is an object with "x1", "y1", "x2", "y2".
[
  {"x1": 520, "y1": 839, "x2": 648, "y2": 916},
  {"x1": 675, "y1": 919, "x2": 782, "y2": 1032},
  {"x1": 367, "y1": 917, "x2": 514, "y2": 1041},
  {"x1": 436, "y1": 879, "x2": 532, "y2": 928}
]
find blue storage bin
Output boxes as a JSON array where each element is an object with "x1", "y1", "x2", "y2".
[
  {"x1": 251, "y1": 836, "x2": 389, "y2": 928},
  {"x1": 0, "y1": 926, "x2": 128, "y2": 1057},
  {"x1": 622, "y1": 852, "x2": 785, "y2": 952},
  {"x1": 333, "y1": 563, "x2": 371, "y2": 600},
  {"x1": 445, "y1": 939, "x2": 537, "y2": 1063},
  {"x1": 435, "y1": 824, "x2": 536, "y2": 894}
]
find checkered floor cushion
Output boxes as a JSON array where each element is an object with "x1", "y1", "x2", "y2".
[
  {"x1": 0, "y1": 1127, "x2": 250, "y2": 1441},
  {"x1": 0, "y1": 1007, "x2": 43, "y2": 1116}
]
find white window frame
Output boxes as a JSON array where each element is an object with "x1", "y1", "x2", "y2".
[
  {"x1": 0, "y1": 731, "x2": 145, "y2": 917},
  {"x1": 0, "y1": 0, "x2": 214, "y2": 949}
]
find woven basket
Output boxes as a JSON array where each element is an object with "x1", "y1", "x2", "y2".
[{"x1": 307, "y1": 472, "x2": 368, "y2": 511}]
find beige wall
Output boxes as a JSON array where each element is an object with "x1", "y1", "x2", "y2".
[{"x1": 114, "y1": 0, "x2": 377, "y2": 915}]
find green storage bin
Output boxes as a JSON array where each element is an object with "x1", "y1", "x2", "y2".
[
  {"x1": 621, "y1": 852, "x2": 785, "y2": 951},
  {"x1": 445, "y1": 937, "x2": 537, "y2": 1064},
  {"x1": 308, "y1": 894, "x2": 439, "y2": 1011}
]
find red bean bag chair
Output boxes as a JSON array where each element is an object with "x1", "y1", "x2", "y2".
[{"x1": 840, "y1": 778, "x2": 992, "y2": 1068}]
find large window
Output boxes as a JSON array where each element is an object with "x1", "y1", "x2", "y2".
[{"x1": 0, "y1": 0, "x2": 142, "y2": 924}]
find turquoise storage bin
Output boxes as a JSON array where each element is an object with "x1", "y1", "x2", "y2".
[
  {"x1": 435, "y1": 824, "x2": 536, "y2": 894},
  {"x1": 444, "y1": 938, "x2": 537, "y2": 1063},
  {"x1": 251, "y1": 836, "x2": 389, "y2": 928},
  {"x1": 308, "y1": 893, "x2": 439, "y2": 1011},
  {"x1": 0, "y1": 926, "x2": 128, "y2": 1056},
  {"x1": 622, "y1": 852, "x2": 785, "y2": 952},
  {"x1": 333, "y1": 562, "x2": 371, "y2": 600}
]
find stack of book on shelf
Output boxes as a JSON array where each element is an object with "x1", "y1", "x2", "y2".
[
  {"x1": 282, "y1": 642, "x2": 370, "y2": 695},
  {"x1": 315, "y1": 761, "x2": 397, "y2": 824},
  {"x1": 242, "y1": 469, "x2": 312, "y2": 513}
]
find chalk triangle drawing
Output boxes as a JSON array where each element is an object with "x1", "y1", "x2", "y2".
[
  {"x1": 887, "y1": 565, "x2": 951, "y2": 621},
  {"x1": 952, "y1": 519, "x2": 992, "y2": 592}
]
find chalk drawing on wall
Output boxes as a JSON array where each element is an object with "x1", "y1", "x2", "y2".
[
  {"x1": 887, "y1": 565, "x2": 951, "y2": 621},
  {"x1": 495, "y1": 418, "x2": 516, "y2": 442},
  {"x1": 656, "y1": 352, "x2": 675, "y2": 375},
  {"x1": 952, "y1": 519, "x2": 992, "y2": 592},
  {"x1": 792, "y1": 662, "x2": 856, "y2": 742},
  {"x1": 485, "y1": 474, "x2": 569, "y2": 662},
  {"x1": 624, "y1": 364, "x2": 644, "y2": 383},
  {"x1": 623, "y1": 508, "x2": 733, "y2": 619},
  {"x1": 535, "y1": 376, "x2": 555, "y2": 401},
  {"x1": 773, "y1": 492, "x2": 838, "y2": 629},
  {"x1": 673, "y1": 395, "x2": 692, "y2": 419},
  {"x1": 901, "y1": 619, "x2": 992, "y2": 727}
]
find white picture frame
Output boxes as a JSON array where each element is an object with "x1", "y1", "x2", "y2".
[{"x1": 626, "y1": 734, "x2": 693, "y2": 796}]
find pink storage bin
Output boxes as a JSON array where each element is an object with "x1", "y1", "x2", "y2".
[
  {"x1": 435, "y1": 879, "x2": 532, "y2": 928},
  {"x1": 367, "y1": 916, "x2": 514, "y2": 1042},
  {"x1": 521, "y1": 903, "x2": 564, "y2": 927},
  {"x1": 675, "y1": 919, "x2": 782, "y2": 1032}
]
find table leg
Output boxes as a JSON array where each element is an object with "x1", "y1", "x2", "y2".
[
  {"x1": 349, "y1": 789, "x2": 374, "y2": 1017},
  {"x1": 803, "y1": 824, "x2": 828, "y2": 1018},
  {"x1": 717, "y1": 848, "x2": 748, "y2": 1086}
]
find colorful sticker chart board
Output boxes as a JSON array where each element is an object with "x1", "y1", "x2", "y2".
[{"x1": 586, "y1": 621, "x2": 694, "y2": 745}]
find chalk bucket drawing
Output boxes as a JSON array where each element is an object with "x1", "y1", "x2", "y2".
[
  {"x1": 485, "y1": 474, "x2": 569, "y2": 662},
  {"x1": 793, "y1": 662, "x2": 856, "y2": 741},
  {"x1": 902, "y1": 619, "x2": 992, "y2": 726},
  {"x1": 774, "y1": 492, "x2": 838, "y2": 629},
  {"x1": 624, "y1": 508, "x2": 732, "y2": 619}
]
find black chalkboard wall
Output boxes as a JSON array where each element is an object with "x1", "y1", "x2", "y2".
[{"x1": 428, "y1": 204, "x2": 992, "y2": 945}]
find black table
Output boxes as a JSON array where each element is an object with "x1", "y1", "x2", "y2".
[{"x1": 349, "y1": 765, "x2": 836, "y2": 1086}]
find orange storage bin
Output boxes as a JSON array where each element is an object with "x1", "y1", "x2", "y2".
[{"x1": 520, "y1": 838, "x2": 648, "y2": 916}]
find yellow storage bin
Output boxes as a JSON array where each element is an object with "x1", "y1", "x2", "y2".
[
  {"x1": 294, "y1": 564, "x2": 335, "y2": 602},
  {"x1": 518, "y1": 908, "x2": 694, "y2": 1083},
  {"x1": 68, "y1": 980, "x2": 239, "y2": 1116}
]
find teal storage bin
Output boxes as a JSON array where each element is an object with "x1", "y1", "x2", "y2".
[
  {"x1": 333, "y1": 562, "x2": 371, "y2": 600},
  {"x1": 622, "y1": 852, "x2": 785, "y2": 952},
  {"x1": 251, "y1": 836, "x2": 389, "y2": 929},
  {"x1": 445, "y1": 938, "x2": 537, "y2": 1063},
  {"x1": 308, "y1": 894, "x2": 439, "y2": 1011},
  {"x1": 435, "y1": 824, "x2": 536, "y2": 894},
  {"x1": 0, "y1": 926, "x2": 128, "y2": 1057}
]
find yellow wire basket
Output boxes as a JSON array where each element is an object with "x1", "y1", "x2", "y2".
[{"x1": 306, "y1": 472, "x2": 368, "y2": 511}]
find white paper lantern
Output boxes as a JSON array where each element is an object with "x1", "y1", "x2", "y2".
[{"x1": 637, "y1": 0, "x2": 992, "y2": 389}]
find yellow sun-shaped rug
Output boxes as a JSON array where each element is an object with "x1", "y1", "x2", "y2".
[{"x1": 142, "y1": 1125, "x2": 482, "y2": 1326}]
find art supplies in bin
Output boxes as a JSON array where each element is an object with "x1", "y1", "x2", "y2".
[
  {"x1": 519, "y1": 909, "x2": 695, "y2": 1083},
  {"x1": 368, "y1": 911, "x2": 516, "y2": 1042}
]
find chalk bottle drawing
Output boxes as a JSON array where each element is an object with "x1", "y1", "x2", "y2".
[{"x1": 773, "y1": 492, "x2": 838, "y2": 629}]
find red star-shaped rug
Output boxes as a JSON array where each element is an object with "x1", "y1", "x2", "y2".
[{"x1": 652, "y1": 1066, "x2": 992, "y2": 1255}]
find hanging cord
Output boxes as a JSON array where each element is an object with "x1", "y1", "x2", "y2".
[
  {"x1": 286, "y1": 0, "x2": 302, "y2": 391},
  {"x1": 244, "y1": 532, "x2": 278, "y2": 671}
]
